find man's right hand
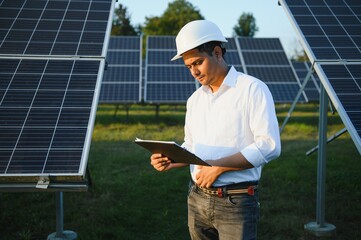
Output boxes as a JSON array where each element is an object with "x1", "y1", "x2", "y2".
[{"x1": 150, "y1": 153, "x2": 172, "y2": 171}]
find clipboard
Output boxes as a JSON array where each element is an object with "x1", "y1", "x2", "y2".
[{"x1": 134, "y1": 138, "x2": 210, "y2": 166}]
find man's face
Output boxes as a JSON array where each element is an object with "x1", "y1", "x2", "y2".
[{"x1": 182, "y1": 48, "x2": 219, "y2": 87}]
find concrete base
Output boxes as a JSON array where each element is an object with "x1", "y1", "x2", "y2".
[
  {"x1": 47, "y1": 230, "x2": 77, "y2": 240},
  {"x1": 304, "y1": 222, "x2": 336, "y2": 237}
]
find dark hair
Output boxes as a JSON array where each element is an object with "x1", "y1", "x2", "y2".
[{"x1": 196, "y1": 41, "x2": 227, "y2": 57}]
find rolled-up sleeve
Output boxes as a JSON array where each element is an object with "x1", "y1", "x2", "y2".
[{"x1": 240, "y1": 81, "x2": 281, "y2": 167}]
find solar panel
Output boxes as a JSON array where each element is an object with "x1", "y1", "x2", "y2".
[
  {"x1": 0, "y1": 58, "x2": 104, "y2": 176},
  {"x1": 280, "y1": 0, "x2": 361, "y2": 62},
  {"x1": 280, "y1": 0, "x2": 361, "y2": 153},
  {"x1": 0, "y1": 0, "x2": 114, "y2": 190},
  {"x1": 292, "y1": 61, "x2": 321, "y2": 101},
  {"x1": 99, "y1": 36, "x2": 142, "y2": 103},
  {"x1": 0, "y1": 0, "x2": 112, "y2": 57},
  {"x1": 147, "y1": 83, "x2": 197, "y2": 102},
  {"x1": 237, "y1": 37, "x2": 307, "y2": 103},
  {"x1": 145, "y1": 36, "x2": 198, "y2": 103},
  {"x1": 147, "y1": 35, "x2": 176, "y2": 49},
  {"x1": 314, "y1": 62, "x2": 361, "y2": 147}
]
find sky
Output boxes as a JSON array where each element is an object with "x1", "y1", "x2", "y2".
[{"x1": 117, "y1": 0, "x2": 304, "y2": 58}]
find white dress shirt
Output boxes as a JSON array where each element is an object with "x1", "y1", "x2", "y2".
[{"x1": 182, "y1": 66, "x2": 281, "y2": 186}]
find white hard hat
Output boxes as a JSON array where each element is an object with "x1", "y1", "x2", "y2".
[{"x1": 171, "y1": 20, "x2": 228, "y2": 61}]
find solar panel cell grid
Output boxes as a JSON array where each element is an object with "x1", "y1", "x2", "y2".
[
  {"x1": 242, "y1": 52, "x2": 290, "y2": 65},
  {"x1": 107, "y1": 51, "x2": 140, "y2": 65},
  {"x1": 224, "y1": 52, "x2": 242, "y2": 65},
  {"x1": 146, "y1": 83, "x2": 196, "y2": 102},
  {"x1": 237, "y1": 37, "x2": 306, "y2": 102},
  {"x1": 147, "y1": 51, "x2": 178, "y2": 65},
  {"x1": 247, "y1": 67, "x2": 298, "y2": 83},
  {"x1": 102, "y1": 67, "x2": 140, "y2": 83},
  {"x1": 321, "y1": 64, "x2": 360, "y2": 94},
  {"x1": 147, "y1": 66, "x2": 193, "y2": 83},
  {"x1": 147, "y1": 36, "x2": 176, "y2": 49},
  {"x1": 268, "y1": 84, "x2": 304, "y2": 103},
  {"x1": 0, "y1": 0, "x2": 112, "y2": 56},
  {"x1": 283, "y1": 0, "x2": 361, "y2": 61},
  {"x1": 99, "y1": 36, "x2": 142, "y2": 103},
  {"x1": 238, "y1": 38, "x2": 283, "y2": 50},
  {"x1": 100, "y1": 83, "x2": 140, "y2": 102},
  {"x1": 108, "y1": 36, "x2": 140, "y2": 49},
  {"x1": 0, "y1": 59, "x2": 101, "y2": 175}
]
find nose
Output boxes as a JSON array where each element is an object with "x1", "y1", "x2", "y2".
[{"x1": 190, "y1": 66, "x2": 200, "y2": 77}]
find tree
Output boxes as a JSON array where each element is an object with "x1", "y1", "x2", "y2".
[
  {"x1": 111, "y1": 4, "x2": 138, "y2": 36},
  {"x1": 142, "y1": 0, "x2": 204, "y2": 36},
  {"x1": 291, "y1": 49, "x2": 309, "y2": 62},
  {"x1": 233, "y1": 13, "x2": 259, "y2": 37}
]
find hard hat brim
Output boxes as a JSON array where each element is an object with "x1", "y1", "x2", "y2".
[{"x1": 171, "y1": 54, "x2": 182, "y2": 61}]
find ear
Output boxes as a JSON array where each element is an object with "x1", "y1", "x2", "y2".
[{"x1": 213, "y1": 46, "x2": 222, "y2": 60}]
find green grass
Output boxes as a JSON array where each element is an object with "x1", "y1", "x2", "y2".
[{"x1": 0, "y1": 103, "x2": 360, "y2": 240}]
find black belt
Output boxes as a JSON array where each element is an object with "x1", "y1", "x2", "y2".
[{"x1": 191, "y1": 180, "x2": 258, "y2": 198}]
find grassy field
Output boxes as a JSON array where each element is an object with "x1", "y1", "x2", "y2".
[{"x1": 0, "y1": 103, "x2": 360, "y2": 240}]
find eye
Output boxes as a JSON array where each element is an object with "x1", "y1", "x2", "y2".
[{"x1": 195, "y1": 60, "x2": 203, "y2": 65}]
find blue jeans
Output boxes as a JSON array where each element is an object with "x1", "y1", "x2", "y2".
[{"x1": 187, "y1": 182, "x2": 260, "y2": 240}]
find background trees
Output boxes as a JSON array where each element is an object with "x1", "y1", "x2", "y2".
[
  {"x1": 141, "y1": 0, "x2": 204, "y2": 36},
  {"x1": 233, "y1": 12, "x2": 259, "y2": 37},
  {"x1": 111, "y1": 3, "x2": 139, "y2": 36},
  {"x1": 112, "y1": 1, "x2": 259, "y2": 39}
]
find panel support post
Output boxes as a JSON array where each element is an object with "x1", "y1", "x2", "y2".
[
  {"x1": 155, "y1": 104, "x2": 160, "y2": 118},
  {"x1": 304, "y1": 85, "x2": 336, "y2": 237},
  {"x1": 47, "y1": 192, "x2": 78, "y2": 240}
]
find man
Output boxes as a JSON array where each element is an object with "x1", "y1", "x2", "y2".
[{"x1": 150, "y1": 20, "x2": 281, "y2": 240}]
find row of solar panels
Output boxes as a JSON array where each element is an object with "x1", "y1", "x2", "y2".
[
  {"x1": 0, "y1": 0, "x2": 359, "y2": 190},
  {"x1": 0, "y1": 0, "x2": 317, "y2": 189},
  {"x1": 99, "y1": 36, "x2": 321, "y2": 104}
]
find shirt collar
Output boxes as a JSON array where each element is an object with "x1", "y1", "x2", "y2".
[
  {"x1": 223, "y1": 66, "x2": 238, "y2": 88},
  {"x1": 201, "y1": 66, "x2": 238, "y2": 93}
]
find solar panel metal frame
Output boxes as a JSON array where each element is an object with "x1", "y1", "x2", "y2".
[
  {"x1": 291, "y1": 61, "x2": 321, "y2": 102},
  {"x1": 0, "y1": 0, "x2": 116, "y2": 191},
  {"x1": 280, "y1": 0, "x2": 361, "y2": 154},
  {"x1": 99, "y1": 36, "x2": 142, "y2": 104}
]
